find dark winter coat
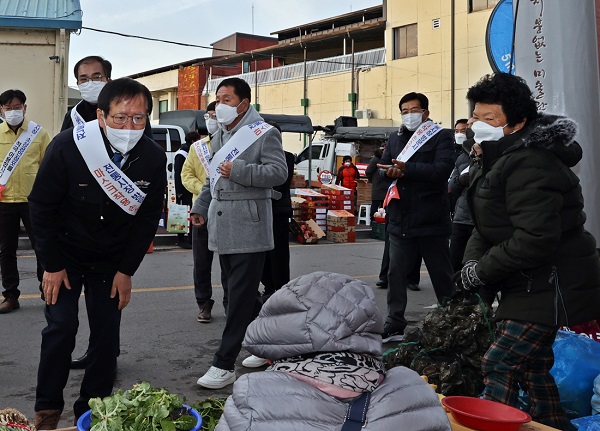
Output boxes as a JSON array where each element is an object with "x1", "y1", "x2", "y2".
[
  {"x1": 464, "y1": 113, "x2": 600, "y2": 327},
  {"x1": 271, "y1": 151, "x2": 295, "y2": 218},
  {"x1": 29, "y1": 127, "x2": 166, "y2": 276},
  {"x1": 174, "y1": 143, "x2": 192, "y2": 206},
  {"x1": 448, "y1": 139, "x2": 474, "y2": 226},
  {"x1": 379, "y1": 121, "x2": 455, "y2": 238},
  {"x1": 365, "y1": 154, "x2": 390, "y2": 201}
]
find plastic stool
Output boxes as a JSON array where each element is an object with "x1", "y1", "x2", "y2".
[{"x1": 357, "y1": 204, "x2": 371, "y2": 225}]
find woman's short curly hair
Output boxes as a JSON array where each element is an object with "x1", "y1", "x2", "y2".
[{"x1": 466, "y1": 73, "x2": 538, "y2": 127}]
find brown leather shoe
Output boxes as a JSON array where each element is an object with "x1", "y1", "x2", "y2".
[
  {"x1": 197, "y1": 307, "x2": 212, "y2": 323},
  {"x1": 34, "y1": 409, "x2": 61, "y2": 430},
  {"x1": 0, "y1": 298, "x2": 20, "y2": 314}
]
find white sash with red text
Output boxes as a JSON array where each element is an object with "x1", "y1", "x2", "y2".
[
  {"x1": 0, "y1": 121, "x2": 42, "y2": 199},
  {"x1": 383, "y1": 121, "x2": 443, "y2": 207},
  {"x1": 208, "y1": 121, "x2": 273, "y2": 196},
  {"x1": 73, "y1": 120, "x2": 146, "y2": 215}
]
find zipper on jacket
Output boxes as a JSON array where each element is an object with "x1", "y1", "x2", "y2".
[
  {"x1": 549, "y1": 265, "x2": 568, "y2": 327},
  {"x1": 521, "y1": 271, "x2": 533, "y2": 293}
]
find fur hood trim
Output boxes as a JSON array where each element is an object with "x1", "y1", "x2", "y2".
[{"x1": 523, "y1": 113, "x2": 578, "y2": 150}]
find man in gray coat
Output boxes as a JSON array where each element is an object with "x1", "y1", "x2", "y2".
[{"x1": 190, "y1": 77, "x2": 287, "y2": 389}]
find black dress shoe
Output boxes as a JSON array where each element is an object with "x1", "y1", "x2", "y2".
[
  {"x1": 407, "y1": 284, "x2": 421, "y2": 291},
  {"x1": 71, "y1": 351, "x2": 89, "y2": 369},
  {"x1": 376, "y1": 280, "x2": 388, "y2": 289}
]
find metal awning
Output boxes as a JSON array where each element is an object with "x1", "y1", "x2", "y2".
[{"x1": 0, "y1": 0, "x2": 82, "y2": 30}]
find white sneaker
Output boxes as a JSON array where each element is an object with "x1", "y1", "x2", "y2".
[
  {"x1": 242, "y1": 355, "x2": 268, "y2": 368},
  {"x1": 196, "y1": 366, "x2": 236, "y2": 389}
]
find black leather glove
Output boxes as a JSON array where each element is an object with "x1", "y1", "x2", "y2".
[{"x1": 460, "y1": 260, "x2": 484, "y2": 292}]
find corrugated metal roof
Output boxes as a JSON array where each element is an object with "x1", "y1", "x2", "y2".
[{"x1": 0, "y1": 0, "x2": 82, "y2": 30}]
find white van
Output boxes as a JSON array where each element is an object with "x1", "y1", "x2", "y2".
[{"x1": 150, "y1": 124, "x2": 185, "y2": 180}]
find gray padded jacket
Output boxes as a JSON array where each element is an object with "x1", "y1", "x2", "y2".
[{"x1": 216, "y1": 272, "x2": 452, "y2": 431}]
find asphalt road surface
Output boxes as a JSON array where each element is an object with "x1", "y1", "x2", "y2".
[{"x1": 1, "y1": 237, "x2": 442, "y2": 427}]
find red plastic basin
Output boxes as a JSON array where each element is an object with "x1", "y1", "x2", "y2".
[{"x1": 442, "y1": 396, "x2": 532, "y2": 431}]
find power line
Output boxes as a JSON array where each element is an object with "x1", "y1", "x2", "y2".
[{"x1": 80, "y1": 26, "x2": 383, "y2": 68}]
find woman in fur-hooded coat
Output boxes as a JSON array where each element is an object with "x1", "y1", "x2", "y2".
[
  {"x1": 462, "y1": 72, "x2": 600, "y2": 431},
  {"x1": 215, "y1": 271, "x2": 451, "y2": 431},
  {"x1": 464, "y1": 112, "x2": 600, "y2": 327}
]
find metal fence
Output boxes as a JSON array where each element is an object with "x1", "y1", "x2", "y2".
[{"x1": 204, "y1": 47, "x2": 386, "y2": 94}]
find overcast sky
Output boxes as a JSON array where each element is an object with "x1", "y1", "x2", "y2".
[{"x1": 68, "y1": 0, "x2": 381, "y2": 86}]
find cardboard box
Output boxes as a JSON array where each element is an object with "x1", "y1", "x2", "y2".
[
  {"x1": 321, "y1": 184, "x2": 354, "y2": 196},
  {"x1": 291, "y1": 174, "x2": 307, "y2": 188},
  {"x1": 327, "y1": 210, "x2": 356, "y2": 226},
  {"x1": 289, "y1": 219, "x2": 326, "y2": 244},
  {"x1": 326, "y1": 230, "x2": 356, "y2": 243}
]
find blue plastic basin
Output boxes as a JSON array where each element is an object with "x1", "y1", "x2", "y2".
[{"x1": 77, "y1": 404, "x2": 202, "y2": 431}]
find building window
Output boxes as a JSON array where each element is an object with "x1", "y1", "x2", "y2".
[
  {"x1": 159, "y1": 100, "x2": 168, "y2": 114},
  {"x1": 469, "y1": 0, "x2": 500, "y2": 12},
  {"x1": 393, "y1": 24, "x2": 418, "y2": 60}
]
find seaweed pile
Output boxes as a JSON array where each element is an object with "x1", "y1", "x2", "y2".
[{"x1": 384, "y1": 294, "x2": 496, "y2": 397}]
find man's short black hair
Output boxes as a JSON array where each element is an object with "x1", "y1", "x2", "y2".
[
  {"x1": 0, "y1": 89, "x2": 26, "y2": 106},
  {"x1": 467, "y1": 73, "x2": 538, "y2": 127},
  {"x1": 206, "y1": 101, "x2": 217, "y2": 111},
  {"x1": 455, "y1": 118, "x2": 468, "y2": 127},
  {"x1": 185, "y1": 131, "x2": 201, "y2": 145},
  {"x1": 98, "y1": 78, "x2": 152, "y2": 115},
  {"x1": 74, "y1": 56, "x2": 112, "y2": 80},
  {"x1": 342, "y1": 155, "x2": 352, "y2": 162},
  {"x1": 399, "y1": 92, "x2": 429, "y2": 110},
  {"x1": 216, "y1": 78, "x2": 251, "y2": 102}
]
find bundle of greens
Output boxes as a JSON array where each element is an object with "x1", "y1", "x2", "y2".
[
  {"x1": 189, "y1": 398, "x2": 226, "y2": 431},
  {"x1": 88, "y1": 382, "x2": 197, "y2": 431}
]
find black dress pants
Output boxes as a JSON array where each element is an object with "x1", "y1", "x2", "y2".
[
  {"x1": 261, "y1": 216, "x2": 291, "y2": 296},
  {"x1": 0, "y1": 202, "x2": 42, "y2": 298},
  {"x1": 192, "y1": 225, "x2": 228, "y2": 310},
  {"x1": 213, "y1": 252, "x2": 265, "y2": 370},
  {"x1": 35, "y1": 270, "x2": 121, "y2": 419},
  {"x1": 378, "y1": 223, "x2": 421, "y2": 285},
  {"x1": 387, "y1": 234, "x2": 454, "y2": 330}
]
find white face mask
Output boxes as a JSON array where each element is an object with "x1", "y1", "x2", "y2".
[
  {"x1": 216, "y1": 101, "x2": 243, "y2": 126},
  {"x1": 401, "y1": 113, "x2": 423, "y2": 131},
  {"x1": 471, "y1": 121, "x2": 507, "y2": 144},
  {"x1": 4, "y1": 109, "x2": 24, "y2": 126},
  {"x1": 102, "y1": 118, "x2": 144, "y2": 154},
  {"x1": 206, "y1": 118, "x2": 219, "y2": 134},
  {"x1": 454, "y1": 133, "x2": 467, "y2": 146},
  {"x1": 78, "y1": 81, "x2": 106, "y2": 104}
]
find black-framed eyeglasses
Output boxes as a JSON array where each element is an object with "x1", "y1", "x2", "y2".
[
  {"x1": 400, "y1": 108, "x2": 425, "y2": 115},
  {"x1": 107, "y1": 113, "x2": 147, "y2": 125},
  {"x1": 78, "y1": 73, "x2": 107, "y2": 86}
]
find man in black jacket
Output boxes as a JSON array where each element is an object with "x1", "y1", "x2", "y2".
[
  {"x1": 377, "y1": 92, "x2": 455, "y2": 342},
  {"x1": 64, "y1": 56, "x2": 153, "y2": 370},
  {"x1": 62, "y1": 55, "x2": 152, "y2": 138},
  {"x1": 31, "y1": 78, "x2": 166, "y2": 429}
]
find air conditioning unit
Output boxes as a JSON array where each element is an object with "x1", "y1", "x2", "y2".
[{"x1": 355, "y1": 109, "x2": 373, "y2": 120}]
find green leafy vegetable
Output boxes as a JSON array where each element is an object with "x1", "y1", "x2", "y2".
[
  {"x1": 189, "y1": 398, "x2": 226, "y2": 431},
  {"x1": 87, "y1": 382, "x2": 197, "y2": 431}
]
